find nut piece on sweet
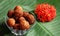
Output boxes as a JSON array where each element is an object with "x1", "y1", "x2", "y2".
[
  {"x1": 19, "y1": 20, "x2": 30, "y2": 30},
  {"x1": 14, "y1": 6, "x2": 23, "y2": 17},
  {"x1": 26, "y1": 14, "x2": 35, "y2": 24},
  {"x1": 7, "y1": 18, "x2": 15, "y2": 27},
  {"x1": 23, "y1": 12, "x2": 29, "y2": 17},
  {"x1": 7, "y1": 10, "x2": 14, "y2": 18},
  {"x1": 13, "y1": 24, "x2": 19, "y2": 29}
]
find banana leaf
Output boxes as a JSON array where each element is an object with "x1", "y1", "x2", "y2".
[{"x1": 0, "y1": 0, "x2": 60, "y2": 36}]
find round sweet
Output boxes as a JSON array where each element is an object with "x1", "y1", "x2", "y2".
[
  {"x1": 18, "y1": 17, "x2": 26, "y2": 23},
  {"x1": 25, "y1": 14, "x2": 35, "y2": 24},
  {"x1": 18, "y1": 17, "x2": 30, "y2": 30},
  {"x1": 35, "y1": 4, "x2": 56, "y2": 22},
  {"x1": 7, "y1": 10, "x2": 14, "y2": 18},
  {"x1": 19, "y1": 20, "x2": 30, "y2": 30},
  {"x1": 14, "y1": 6, "x2": 23, "y2": 17},
  {"x1": 23, "y1": 12, "x2": 29, "y2": 17},
  {"x1": 14, "y1": 6, "x2": 23, "y2": 12},
  {"x1": 7, "y1": 18, "x2": 15, "y2": 27}
]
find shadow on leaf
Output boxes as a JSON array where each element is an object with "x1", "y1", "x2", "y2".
[{"x1": 0, "y1": 22, "x2": 15, "y2": 36}]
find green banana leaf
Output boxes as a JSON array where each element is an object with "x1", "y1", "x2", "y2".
[{"x1": 0, "y1": 0, "x2": 60, "y2": 36}]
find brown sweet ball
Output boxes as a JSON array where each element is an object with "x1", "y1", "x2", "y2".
[
  {"x1": 19, "y1": 19, "x2": 30, "y2": 30},
  {"x1": 18, "y1": 17, "x2": 26, "y2": 23},
  {"x1": 18, "y1": 17, "x2": 30, "y2": 30},
  {"x1": 7, "y1": 18, "x2": 15, "y2": 27},
  {"x1": 26, "y1": 14, "x2": 35, "y2": 24},
  {"x1": 23, "y1": 12, "x2": 29, "y2": 17},
  {"x1": 14, "y1": 6, "x2": 23, "y2": 17},
  {"x1": 7, "y1": 10, "x2": 14, "y2": 18},
  {"x1": 13, "y1": 24, "x2": 19, "y2": 29},
  {"x1": 14, "y1": 6, "x2": 23, "y2": 12}
]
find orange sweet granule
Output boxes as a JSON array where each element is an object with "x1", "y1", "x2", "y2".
[{"x1": 35, "y1": 4, "x2": 56, "y2": 22}]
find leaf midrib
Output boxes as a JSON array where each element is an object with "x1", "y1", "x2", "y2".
[{"x1": 36, "y1": 21, "x2": 53, "y2": 36}]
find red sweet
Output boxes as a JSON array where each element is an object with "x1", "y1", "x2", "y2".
[{"x1": 35, "y1": 4, "x2": 56, "y2": 22}]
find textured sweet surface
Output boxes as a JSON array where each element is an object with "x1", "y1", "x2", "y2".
[{"x1": 35, "y1": 4, "x2": 56, "y2": 22}]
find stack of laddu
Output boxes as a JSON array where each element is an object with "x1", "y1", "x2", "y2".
[{"x1": 7, "y1": 6, "x2": 35, "y2": 30}]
